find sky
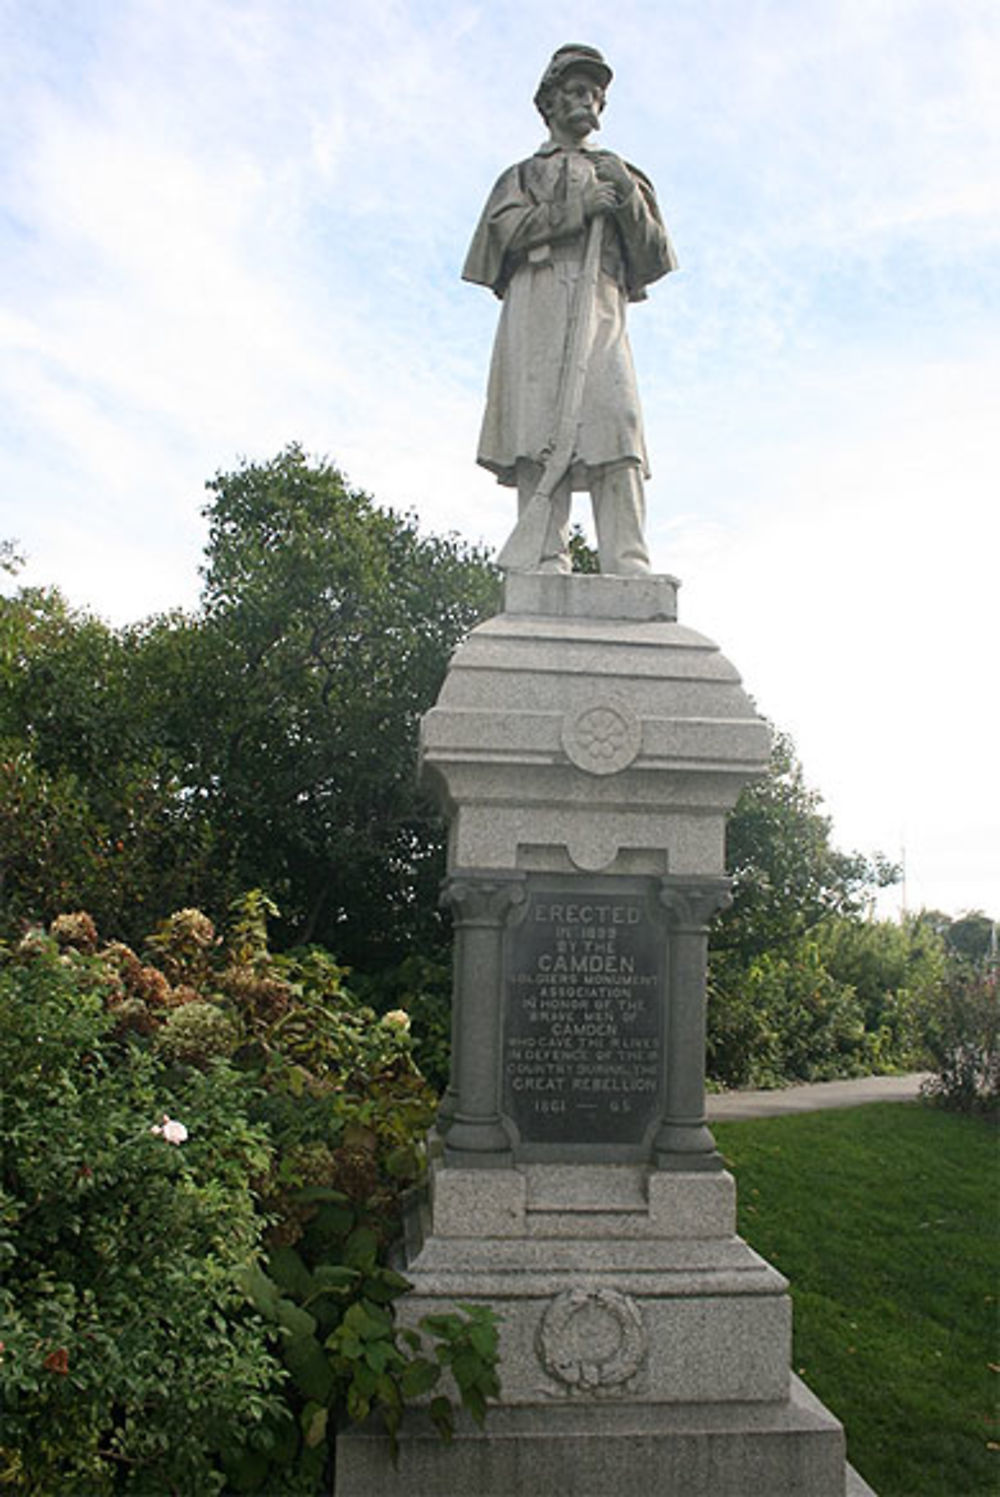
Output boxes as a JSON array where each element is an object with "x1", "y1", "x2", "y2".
[{"x1": 1, "y1": 0, "x2": 997, "y2": 920}]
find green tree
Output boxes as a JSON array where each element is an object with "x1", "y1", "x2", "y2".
[
  {"x1": 567, "y1": 525, "x2": 600, "y2": 573},
  {"x1": 713, "y1": 729, "x2": 898, "y2": 966},
  {"x1": 943, "y1": 911, "x2": 996, "y2": 965},
  {"x1": 707, "y1": 731, "x2": 901, "y2": 1085},
  {"x1": 0, "y1": 587, "x2": 224, "y2": 945},
  {"x1": 0, "y1": 540, "x2": 25, "y2": 576},
  {"x1": 1, "y1": 451, "x2": 500, "y2": 960},
  {"x1": 172, "y1": 446, "x2": 500, "y2": 965}
]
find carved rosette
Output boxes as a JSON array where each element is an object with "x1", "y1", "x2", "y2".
[
  {"x1": 562, "y1": 699, "x2": 642, "y2": 776},
  {"x1": 536, "y1": 1288, "x2": 646, "y2": 1394}
]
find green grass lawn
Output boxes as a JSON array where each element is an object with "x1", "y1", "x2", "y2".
[{"x1": 713, "y1": 1103, "x2": 998, "y2": 1497}]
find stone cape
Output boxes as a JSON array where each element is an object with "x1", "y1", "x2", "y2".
[{"x1": 462, "y1": 142, "x2": 678, "y2": 486}]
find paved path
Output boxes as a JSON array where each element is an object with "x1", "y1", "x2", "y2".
[{"x1": 706, "y1": 1072, "x2": 932, "y2": 1121}]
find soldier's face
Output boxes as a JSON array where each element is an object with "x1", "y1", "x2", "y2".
[{"x1": 549, "y1": 71, "x2": 603, "y2": 139}]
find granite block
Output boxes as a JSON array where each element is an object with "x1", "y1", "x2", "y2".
[
  {"x1": 431, "y1": 1167, "x2": 527, "y2": 1237},
  {"x1": 503, "y1": 572, "x2": 680, "y2": 622},
  {"x1": 336, "y1": 1376, "x2": 848, "y2": 1496}
]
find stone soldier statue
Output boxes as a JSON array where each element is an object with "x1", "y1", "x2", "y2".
[{"x1": 463, "y1": 43, "x2": 677, "y2": 576}]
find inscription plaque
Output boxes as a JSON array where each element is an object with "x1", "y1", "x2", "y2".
[{"x1": 502, "y1": 879, "x2": 665, "y2": 1148}]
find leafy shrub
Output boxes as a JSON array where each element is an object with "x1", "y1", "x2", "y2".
[
  {"x1": 155, "y1": 998, "x2": 240, "y2": 1064},
  {"x1": 145, "y1": 906, "x2": 219, "y2": 983},
  {"x1": 813, "y1": 914, "x2": 945, "y2": 1070},
  {"x1": 708, "y1": 915, "x2": 949, "y2": 1090},
  {"x1": 0, "y1": 895, "x2": 497, "y2": 1493},
  {"x1": 0, "y1": 938, "x2": 282, "y2": 1494},
  {"x1": 352, "y1": 952, "x2": 453, "y2": 1094},
  {"x1": 231, "y1": 1213, "x2": 500, "y2": 1489},
  {"x1": 922, "y1": 968, "x2": 1000, "y2": 1114},
  {"x1": 709, "y1": 939, "x2": 871, "y2": 1088}
]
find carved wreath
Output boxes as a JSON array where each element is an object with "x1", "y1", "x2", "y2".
[{"x1": 536, "y1": 1287, "x2": 646, "y2": 1392}]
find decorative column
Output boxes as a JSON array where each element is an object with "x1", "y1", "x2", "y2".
[
  {"x1": 654, "y1": 876, "x2": 732, "y2": 1171},
  {"x1": 433, "y1": 891, "x2": 462, "y2": 1132},
  {"x1": 438, "y1": 872, "x2": 525, "y2": 1167}
]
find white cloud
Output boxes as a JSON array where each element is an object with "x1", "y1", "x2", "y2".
[
  {"x1": 1, "y1": 0, "x2": 997, "y2": 913},
  {"x1": 652, "y1": 348, "x2": 999, "y2": 917}
]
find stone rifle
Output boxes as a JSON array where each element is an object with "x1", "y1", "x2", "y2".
[{"x1": 496, "y1": 211, "x2": 604, "y2": 572}]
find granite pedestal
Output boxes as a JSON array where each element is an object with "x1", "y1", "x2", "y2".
[{"x1": 335, "y1": 575, "x2": 869, "y2": 1496}]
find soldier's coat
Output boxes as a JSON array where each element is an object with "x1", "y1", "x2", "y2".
[{"x1": 463, "y1": 141, "x2": 677, "y2": 488}]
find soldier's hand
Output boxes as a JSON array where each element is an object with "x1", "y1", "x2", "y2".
[
  {"x1": 582, "y1": 179, "x2": 618, "y2": 218},
  {"x1": 593, "y1": 154, "x2": 634, "y2": 201}
]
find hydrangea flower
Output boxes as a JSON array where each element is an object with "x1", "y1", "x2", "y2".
[{"x1": 150, "y1": 1114, "x2": 189, "y2": 1145}]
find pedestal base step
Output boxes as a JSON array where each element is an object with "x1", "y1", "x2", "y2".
[{"x1": 336, "y1": 1375, "x2": 859, "y2": 1496}]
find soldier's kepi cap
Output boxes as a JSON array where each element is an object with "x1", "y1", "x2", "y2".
[{"x1": 534, "y1": 44, "x2": 613, "y2": 110}]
